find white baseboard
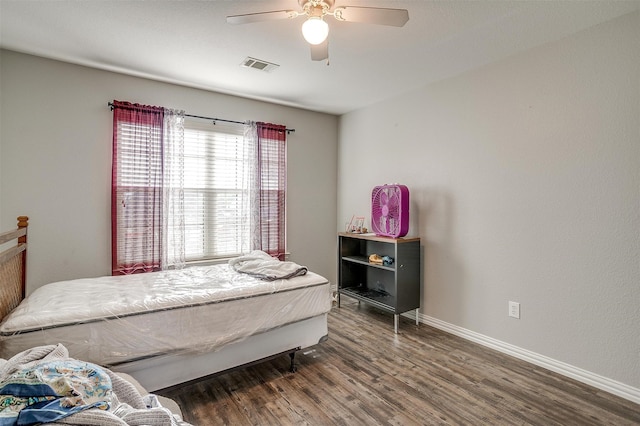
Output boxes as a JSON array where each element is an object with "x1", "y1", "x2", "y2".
[{"x1": 414, "y1": 313, "x2": 640, "y2": 405}]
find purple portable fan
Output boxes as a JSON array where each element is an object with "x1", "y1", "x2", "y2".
[{"x1": 371, "y1": 184, "x2": 409, "y2": 238}]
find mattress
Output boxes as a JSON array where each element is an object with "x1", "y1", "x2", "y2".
[{"x1": 0, "y1": 264, "x2": 331, "y2": 366}]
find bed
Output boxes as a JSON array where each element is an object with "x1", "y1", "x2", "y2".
[{"x1": 0, "y1": 217, "x2": 331, "y2": 391}]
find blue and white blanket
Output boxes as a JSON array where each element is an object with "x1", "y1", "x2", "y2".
[
  {"x1": 0, "y1": 359, "x2": 110, "y2": 425},
  {"x1": 0, "y1": 345, "x2": 191, "y2": 426}
]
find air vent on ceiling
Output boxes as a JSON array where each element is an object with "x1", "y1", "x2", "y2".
[{"x1": 241, "y1": 57, "x2": 279, "y2": 72}]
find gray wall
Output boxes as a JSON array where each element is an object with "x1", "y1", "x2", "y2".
[
  {"x1": 0, "y1": 50, "x2": 338, "y2": 292},
  {"x1": 338, "y1": 12, "x2": 639, "y2": 391}
]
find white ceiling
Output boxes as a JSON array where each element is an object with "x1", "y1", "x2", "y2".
[{"x1": 1, "y1": 0, "x2": 638, "y2": 115}]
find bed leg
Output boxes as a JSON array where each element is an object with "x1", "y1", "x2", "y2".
[{"x1": 289, "y1": 352, "x2": 297, "y2": 373}]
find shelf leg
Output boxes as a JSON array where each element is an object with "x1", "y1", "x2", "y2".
[
  {"x1": 416, "y1": 308, "x2": 419, "y2": 326},
  {"x1": 337, "y1": 291, "x2": 341, "y2": 308},
  {"x1": 394, "y1": 314, "x2": 399, "y2": 334}
]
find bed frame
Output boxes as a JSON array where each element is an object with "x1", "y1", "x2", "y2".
[
  {"x1": 0, "y1": 216, "x2": 28, "y2": 321},
  {"x1": 0, "y1": 217, "x2": 328, "y2": 391}
]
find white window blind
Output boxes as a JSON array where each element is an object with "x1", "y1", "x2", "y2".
[
  {"x1": 181, "y1": 118, "x2": 249, "y2": 261},
  {"x1": 114, "y1": 119, "x2": 163, "y2": 270}
]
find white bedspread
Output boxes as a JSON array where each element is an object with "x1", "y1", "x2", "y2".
[
  {"x1": 0, "y1": 263, "x2": 325, "y2": 333},
  {"x1": 0, "y1": 263, "x2": 331, "y2": 367}
]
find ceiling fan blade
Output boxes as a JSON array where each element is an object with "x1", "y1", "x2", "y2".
[
  {"x1": 310, "y1": 40, "x2": 329, "y2": 61},
  {"x1": 335, "y1": 7, "x2": 409, "y2": 27},
  {"x1": 226, "y1": 10, "x2": 296, "y2": 25}
]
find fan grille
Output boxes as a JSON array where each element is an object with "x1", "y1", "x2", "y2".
[{"x1": 371, "y1": 184, "x2": 409, "y2": 238}]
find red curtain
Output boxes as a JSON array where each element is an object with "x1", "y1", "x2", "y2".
[
  {"x1": 111, "y1": 101, "x2": 165, "y2": 275},
  {"x1": 257, "y1": 122, "x2": 287, "y2": 260}
]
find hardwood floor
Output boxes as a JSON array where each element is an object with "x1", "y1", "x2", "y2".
[{"x1": 159, "y1": 299, "x2": 640, "y2": 425}]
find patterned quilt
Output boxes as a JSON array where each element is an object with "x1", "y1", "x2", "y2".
[
  {"x1": 0, "y1": 345, "x2": 190, "y2": 426},
  {"x1": 0, "y1": 359, "x2": 111, "y2": 425}
]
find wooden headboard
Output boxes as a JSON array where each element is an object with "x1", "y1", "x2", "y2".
[{"x1": 0, "y1": 216, "x2": 28, "y2": 320}]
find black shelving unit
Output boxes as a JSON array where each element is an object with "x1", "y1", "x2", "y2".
[{"x1": 338, "y1": 232, "x2": 420, "y2": 333}]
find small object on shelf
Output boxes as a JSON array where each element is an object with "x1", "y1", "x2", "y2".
[
  {"x1": 369, "y1": 254, "x2": 383, "y2": 265},
  {"x1": 346, "y1": 215, "x2": 366, "y2": 233},
  {"x1": 382, "y1": 255, "x2": 394, "y2": 266}
]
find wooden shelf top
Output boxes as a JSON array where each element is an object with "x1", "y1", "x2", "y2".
[{"x1": 338, "y1": 232, "x2": 420, "y2": 243}]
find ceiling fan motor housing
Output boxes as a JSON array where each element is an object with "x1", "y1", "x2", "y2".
[{"x1": 299, "y1": 0, "x2": 334, "y2": 11}]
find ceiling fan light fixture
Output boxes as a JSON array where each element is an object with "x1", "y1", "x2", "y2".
[{"x1": 301, "y1": 17, "x2": 329, "y2": 45}]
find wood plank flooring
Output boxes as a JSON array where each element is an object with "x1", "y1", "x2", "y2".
[{"x1": 158, "y1": 299, "x2": 640, "y2": 425}]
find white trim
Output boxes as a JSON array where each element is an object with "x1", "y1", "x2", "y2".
[{"x1": 413, "y1": 313, "x2": 640, "y2": 404}]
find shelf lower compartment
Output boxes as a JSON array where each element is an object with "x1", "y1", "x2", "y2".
[{"x1": 339, "y1": 287, "x2": 396, "y2": 313}]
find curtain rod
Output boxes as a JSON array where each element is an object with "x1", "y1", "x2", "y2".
[{"x1": 108, "y1": 102, "x2": 295, "y2": 134}]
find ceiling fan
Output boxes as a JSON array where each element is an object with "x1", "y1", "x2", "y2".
[{"x1": 226, "y1": 0, "x2": 409, "y2": 62}]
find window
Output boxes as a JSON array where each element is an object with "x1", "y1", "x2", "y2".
[
  {"x1": 181, "y1": 119, "x2": 249, "y2": 261},
  {"x1": 111, "y1": 101, "x2": 287, "y2": 274}
]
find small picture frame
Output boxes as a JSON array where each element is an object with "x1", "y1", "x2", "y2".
[{"x1": 346, "y1": 216, "x2": 366, "y2": 233}]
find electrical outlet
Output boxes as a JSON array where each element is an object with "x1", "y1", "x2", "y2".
[{"x1": 509, "y1": 301, "x2": 520, "y2": 319}]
